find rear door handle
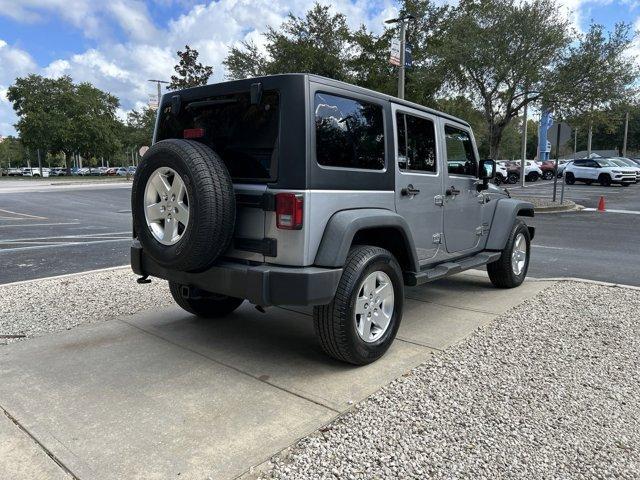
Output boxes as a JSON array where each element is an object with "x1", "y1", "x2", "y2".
[
  {"x1": 401, "y1": 184, "x2": 421, "y2": 196},
  {"x1": 445, "y1": 186, "x2": 461, "y2": 196}
]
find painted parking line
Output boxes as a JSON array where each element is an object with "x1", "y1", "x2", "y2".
[
  {"x1": 532, "y1": 245, "x2": 567, "y2": 250},
  {"x1": 0, "y1": 222, "x2": 81, "y2": 229},
  {"x1": 0, "y1": 231, "x2": 131, "y2": 244},
  {"x1": 582, "y1": 208, "x2": 640, "y2": 215},
  {"x1": 0, "y1": 238, "x2": 131, "y2": 253},
  {"x1": 0, "y1": 208, "x2": 47, "y2": 220}
]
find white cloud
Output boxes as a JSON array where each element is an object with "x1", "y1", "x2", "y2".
[{"x1": 0, "y1": 41, "x2": 38, "y2": 136}]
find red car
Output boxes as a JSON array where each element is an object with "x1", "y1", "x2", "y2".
[{"x1": 538, "y1": 161, "x2": 557, "y2": 180}]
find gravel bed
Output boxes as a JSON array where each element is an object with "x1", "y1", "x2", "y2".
[
  {"x1": 261, "y1": 281, "x2": 640, "y2": 479},
  {"x1": 0, "y1": 268, "x2": 172, "y2": 345}
]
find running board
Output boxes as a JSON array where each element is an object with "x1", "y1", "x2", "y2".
[{"x1": 403, "y1": 251, "x2": 502, "y2": 286}]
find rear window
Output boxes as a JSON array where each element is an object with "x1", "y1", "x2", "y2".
[
  {"x1": 314, "y1": 92, "x2": 385, "y2": 170},
  {"x1": 156, "y1": 90, "x2": 280, "y2": 181}
]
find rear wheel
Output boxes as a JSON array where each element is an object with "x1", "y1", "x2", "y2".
[
  {"x1": 565, "y1": 172, "x2": 575, "y2": 185},
  {"x1": 507, "y1": 173, "x2": 519, "y2": 184},
  {"x1": 542, "y1": 170, "x2": 554, "y2": 180},
  {"x1": 313, "y1": 246, "x2": 403, "y2": 365},
  {"x1": 526, "y1": 172, "x2": 540, "y2": 182},
  {"x1": 169, "y1": 281, "x2": 244, "y2": 318},
  {"x1": 598, "y1": 174, "x2": 612, "y2": 187},
  {"x1": 487, "y1": 220, "x2": 530, "y2": 289}
]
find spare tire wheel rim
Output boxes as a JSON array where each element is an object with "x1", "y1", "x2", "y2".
[
  {"x1": 355, "y1": 271, "x2": 395, "y2": 343},
  {"x1": 144, "y1": 167, "x2": 190, "y2": 245}
]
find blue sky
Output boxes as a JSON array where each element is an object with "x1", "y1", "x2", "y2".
[{"x1": 0, "y1": 0, "x2": 637, "y2": 136}]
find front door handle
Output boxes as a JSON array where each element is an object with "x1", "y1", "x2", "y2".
[
  {"x1": 401, "y1": 184, "x2": 421, "y2": 196},
  {"x1": 445, "y1": 186, "x2": 461, "y2": 196}
]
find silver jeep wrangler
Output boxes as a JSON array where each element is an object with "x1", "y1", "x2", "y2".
[{"x1": 131, "y1": 74, "x2": 534, "y2": 365}]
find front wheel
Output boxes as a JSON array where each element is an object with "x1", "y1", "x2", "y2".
[
  {"x1": 599, "y1": 174, "x2": 612, "y2": 187},
  {"x1": 487, "y1": 220, "x2": 531, "y2": 289},
  {"x1": 507, "y1": 173, "x2": 519, "y2": 184},
  {"x1": 169, "y1": 281, "x2": 244, "y2": 318},
  {"x1": 565, "y1": 172, "x2": 575, "y2": 185},
  {"x1": 526, "y1": 172, "x2": 540, "y2": 182},
  {"x1": 313, "y1": 246, "x2": 404, "y2": 365},
  {"x1": 542, "y1": 170, "x2": 554, "y2": 180}
]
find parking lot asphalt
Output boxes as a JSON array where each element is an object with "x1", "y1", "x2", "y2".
[
  {"x1": 0, "y1": 183, "x2": 132, "y2": 284},
  {"x1": 1, "y1": 178, "x2": 638, "y2": 285},
  {"x1": 509, "y1": 180, "x2": 640, "y2": 286}
]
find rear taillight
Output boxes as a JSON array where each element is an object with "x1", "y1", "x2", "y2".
[
  {"x1": 183, "y1": 128, "x2": 205, "y2": 139},
  {"x1": 275, "y1": 193, "x2": 303, "y2": 230}
]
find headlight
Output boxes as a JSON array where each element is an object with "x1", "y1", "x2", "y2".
[{"x1": 612, "y1": 170, "x2": 622, "y2": 174}]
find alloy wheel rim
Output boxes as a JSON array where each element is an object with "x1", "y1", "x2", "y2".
[
  {"x1": 144, "y1": 167, "x2": 190, "y2": 245},
  {"x1": 511, "y1": 233, "x2": 527, "y2": 276},
  {"x1": 354, "y1": 271, "x2": 394, "y2": 343}
]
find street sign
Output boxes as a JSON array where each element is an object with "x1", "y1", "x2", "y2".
[
  {"x1": 148, "y1": 94, "x2": 159, "y2": 110},
  {"x1": 548, "y1": 122, "x2": 572, "y2": 148},
  {"x1": 139, "y1": 146, "x2": 149, "y2": 157},
  {"x1": 389, "y1": 38, "x2": 401, "y2": 66},
  {"x1": 404, "y1": 43, "x2": 413, "y2": 68}
]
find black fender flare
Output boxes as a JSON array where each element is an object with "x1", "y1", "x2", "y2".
[
  {"x1": 485, "y1": 198, "x2": 535, "y2": 250},
  {"x1": 314, "y1": 209, "x2": 420, "y2": 271}
]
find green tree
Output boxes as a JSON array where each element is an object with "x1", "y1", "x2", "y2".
[
  {"x1": 550, "y1": 23, "x2": 638, "y2": 155},
  {"x1": 7, "y1": 75, "x2": 122, "y2": 170},
  {"x1": 224, "y1": 4, "x2": 352, "y2": 81},
  {"x1": 168, "y1": 45, "x2": 213, "y2": 90},
  {"x1": 124, "y1": 107, "x2": 156, "y2": 149},
  {"x1": 435, "y1": 0, "x2": 570, "y2": 157},
  {"x1": 0, "y1": 136, "x2": 26, "y2": 169}
]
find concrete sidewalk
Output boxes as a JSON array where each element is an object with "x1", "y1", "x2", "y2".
[{"x1": 0, "y1": 273, "x2": 553, "y2": 480}]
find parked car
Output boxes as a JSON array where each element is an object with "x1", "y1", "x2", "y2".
[
  {"x1": 21, "y1": 167, "x2": 50, "y2": 177},
  {"x1": 49, "y1": 167, "x2": 67, "y2": 176},
  {"x1": 7, "y1": 167, "x2": 23, "y2": 176},
  {"x1": 610, "y1": 158, "x2": 640, "y2": 183},
  {"x1": 564, "y1": 158, "x2": 636, "y2": 186},
  {"x1": 131, "y1": 74, "x2": 535, "y2": 365},
  {"x1": 494, "y1": 163, "x2": 509, "y2": 184},
  {"x1": 114, "y1": 167, "x2": 129, "y2": 176},
  {"x1": 538, "y1": 160, "x2": 557, "y2": 180}
]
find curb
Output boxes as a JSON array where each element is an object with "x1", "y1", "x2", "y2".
[
  {"x1": 534, "y1": 203, "x2": 584, "y2": 214},
  {"x1": 526, "y1": 275, "x2": 640, "y2": 291}
]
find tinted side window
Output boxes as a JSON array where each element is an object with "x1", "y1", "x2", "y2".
[
  {"x1": 444, "y1": 125, "x2": 478, "y2": 176},
  {"x1": 396, "y1": 112, "x2": 437, "y2": 173},
  {"x1": 573, "y1": 160, "x2": 585, "y2": 166},
  {"x1": 314, "y1": 93, "x2": 385, "y2": 170}
]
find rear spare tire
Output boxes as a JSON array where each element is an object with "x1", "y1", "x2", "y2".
[{"x1": 132, "y1": 139, "x2": 235, "y2": 272}]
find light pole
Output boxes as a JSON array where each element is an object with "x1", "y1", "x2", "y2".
[
  {"x1": 148, "y1": 79, "x2": 169, "y2": 108},
  {"x1": 385, "y1": 14, "x2": 415, "y2": 100},
  {"x1": 622, "y1": 111, "x2": 629, "y2": 158},
  {"x1": 520, "y1": 94, "x2": 528, "y2": 188}
]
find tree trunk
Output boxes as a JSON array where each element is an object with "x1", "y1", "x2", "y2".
[{"x1": 489, "y1": 125, "x2": 504, "y2": 160}]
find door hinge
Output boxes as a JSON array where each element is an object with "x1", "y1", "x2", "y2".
[
  {"x1": 476, "y1": 224, "x2": 490, "y2": 236},
  {"x1": 434, "y1": 194, "x2": 444, "y2": 206},
  {"x1": 432, "y1": 233, "x2": 443, "y2": 244}
]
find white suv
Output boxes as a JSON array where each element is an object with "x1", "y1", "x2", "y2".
[{"x1": 565, "y1": 158, "x2": 635, "y2": 186}]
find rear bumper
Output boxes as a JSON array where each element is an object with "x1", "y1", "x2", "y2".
[{"x1": 131, "y1": 242, "x2": 342, "y2": 307}]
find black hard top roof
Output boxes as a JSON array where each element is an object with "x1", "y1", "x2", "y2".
[{"x1": 167, "y1": 73, "x2": 470, "y2": 128}]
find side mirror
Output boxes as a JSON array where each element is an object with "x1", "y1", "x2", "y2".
[{"x1": 478, "y1": 159, "x2": 496, "y2": 191}]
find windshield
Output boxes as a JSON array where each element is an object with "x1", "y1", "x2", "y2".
[
  {"x1": 597, "y1": 159, "x2": 617, "y2": 167},
  {"x1": 156, "y1": 90, "x2": 280, "y2": 182}
]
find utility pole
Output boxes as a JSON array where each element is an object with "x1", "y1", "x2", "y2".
[
  {"x1": 385, "y1": 14, "x2": 415, "y2": 100},
  {"x1": 574, "y1": 128, "x2": 578, "y2": 159},
  {"x1": 520, "y1": 96, "x2": 528, "y2": 188},
  {"x1": 622, "y1": 111, "x2": 629, "y2": 158},
  {"x1": 587, "y1": 122, "x2": 593, "y2": 158},
  {"x1": 148, "y1": 79, "x2": 169, "y2": 108}
]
